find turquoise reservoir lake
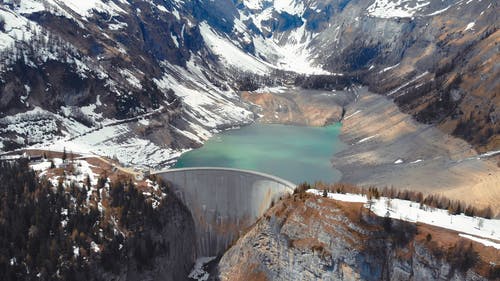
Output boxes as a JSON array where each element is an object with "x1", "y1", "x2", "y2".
[{"x1": 174, "y1": 123, "x2": 346, "y2": 184}]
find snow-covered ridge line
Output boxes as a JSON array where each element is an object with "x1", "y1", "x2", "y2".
[{"x1": 307, "y1": 189, "x2": 500, "y2": 249}]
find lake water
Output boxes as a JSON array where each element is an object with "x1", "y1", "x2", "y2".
[{"x1": 174, "y1": 123, "x2": 346, "y2": 184}]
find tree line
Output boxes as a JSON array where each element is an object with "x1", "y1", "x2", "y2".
[{"x1": 295, "y1": 182, "x2": 496, "y2": 219}]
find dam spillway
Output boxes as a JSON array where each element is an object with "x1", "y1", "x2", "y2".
[{"x1": 153, "y1": 167, "x2": 295, "y2": 257}]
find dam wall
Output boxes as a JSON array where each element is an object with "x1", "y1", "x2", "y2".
[{"x1": 153, "y1": 167, "x2": 295, "y2": 257}]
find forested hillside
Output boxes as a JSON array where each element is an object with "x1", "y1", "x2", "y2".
[{"x1": 0, "y1": 159, "x2": 195, "y2": 281}]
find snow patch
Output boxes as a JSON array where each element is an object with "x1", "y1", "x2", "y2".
[
  {"x1": 188, "y1": 256, "x2": 217, "y2": 281},
  {"x1": 344, "y1": 110, "x2": 362, "y2": 120},
  {"x1": 464, "y1": 22, "x2": 475, "y2": 31},
  {"x1": 199, "y1": 22, "x2": 270, "y2": 74},
  {"x1": 426, "y1": 5, "x2": 452, "y2": 16},
  {"x1": 379, "y1": 63, "x2": 400, "y2": 73},
  {"x1": 357, "y1": 134, "x2": 379, "y2": 144},
  {"x1": 91, "y1": 241, "x2": 101, "y2": 252},
  {"x1": 252, "y1": 86, "x2": 288, "y2": 93},
  {"x1": 58, "y1": 0, "x2": 127, "y2": 18},
  {"x1": 367, "y1": 0, "x2": 431, "y2": 18}
]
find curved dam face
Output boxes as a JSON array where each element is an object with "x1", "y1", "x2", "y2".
[{"x1": 153, "y1": 167, "x2": 295, "y2": 257}]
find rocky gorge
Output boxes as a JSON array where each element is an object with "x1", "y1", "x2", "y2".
[{"x1": 0, "y1": 0, "x2": 498, "y2": 280}]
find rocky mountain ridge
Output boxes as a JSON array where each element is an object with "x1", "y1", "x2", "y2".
[
  {"x1": 0, "y1": 0, "x2": 498, "y2": 167},
  {"x1": 230, "y1": 0, "x2": 499, "y2": 151},
  {"x1": 0, "y1": 0, "x2": 257, "y2": 169}
]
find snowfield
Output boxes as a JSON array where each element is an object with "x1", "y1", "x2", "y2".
[
  {"x1": 32, "y1": 124, "x2": 189, "y2": 169},
  {"x1": 199, "y1": 22, "x2": 271, "y2": 75},
  {"x1": 236, "y1": 2, "x2": 330, "y2": 75},
  {"x1": 307, "y1": 189, "x2": 500, "y2": 249},
  {"x1": 367, "y1": 0, "x2": 431, "y2": 18}
]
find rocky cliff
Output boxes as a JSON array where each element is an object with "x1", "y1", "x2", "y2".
[
  {"x1": 107, "y1": 187, "x2": 197, "y2": 281},
  {"x1": 217, "y1": 193, "x2": 496, "y2": 280}
]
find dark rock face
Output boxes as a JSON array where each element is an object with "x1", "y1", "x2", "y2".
[
  {"x1": 114, "y1": 192, "x2": 197, "y2": 281},
  {"x1": 0, "y1": 60, "x2": 107, "y2": 116},
  {"x1": 261, "y1": 11, "x2": 304, "y2": 36},
  {"x1": 190, "y1": 0, "x2": 239, "y2": 34}
]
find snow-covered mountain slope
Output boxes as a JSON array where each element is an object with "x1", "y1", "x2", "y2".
[
  {"x1": 0, "y1": 0, "x2": 258, "y2": 168},
  {"x1": 0, "y1": 0, "x2": 498, "y2": 167},
  {"x1": 231, "y1": 0, "x2": 494, "y2": 71},
  {"x1": 230, "y1": 0, "x2": 499, "y2": 151}
]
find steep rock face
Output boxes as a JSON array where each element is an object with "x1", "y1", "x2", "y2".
[
  {"x1": 218, "y1": 194, "x2": 489, "y2": 281},
  {"x1": 104, "y1": 190, "x2": 197, "y2": 281},
  {"x1": 86, "y1": 187, "x2": 197, "y2": 281}
]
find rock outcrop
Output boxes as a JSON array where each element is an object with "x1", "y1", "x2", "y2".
[
  {"x1": 115, "y1": 190, "x2": 197, "y2": 281},
  {"x1": 241, "y1": 87, "x2": 355, "y2": 127},
  {"x1": 218, "y1": 194, "x2": 493, "y2": 281}
]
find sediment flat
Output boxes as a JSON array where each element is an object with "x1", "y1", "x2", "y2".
[{"x1": 333, "y1": 87, "x2": 500, "y2": 212}]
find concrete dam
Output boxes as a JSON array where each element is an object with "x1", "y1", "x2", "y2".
[{"x1": 153, "y1": 167, "x2": 295, "y2": 257}]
